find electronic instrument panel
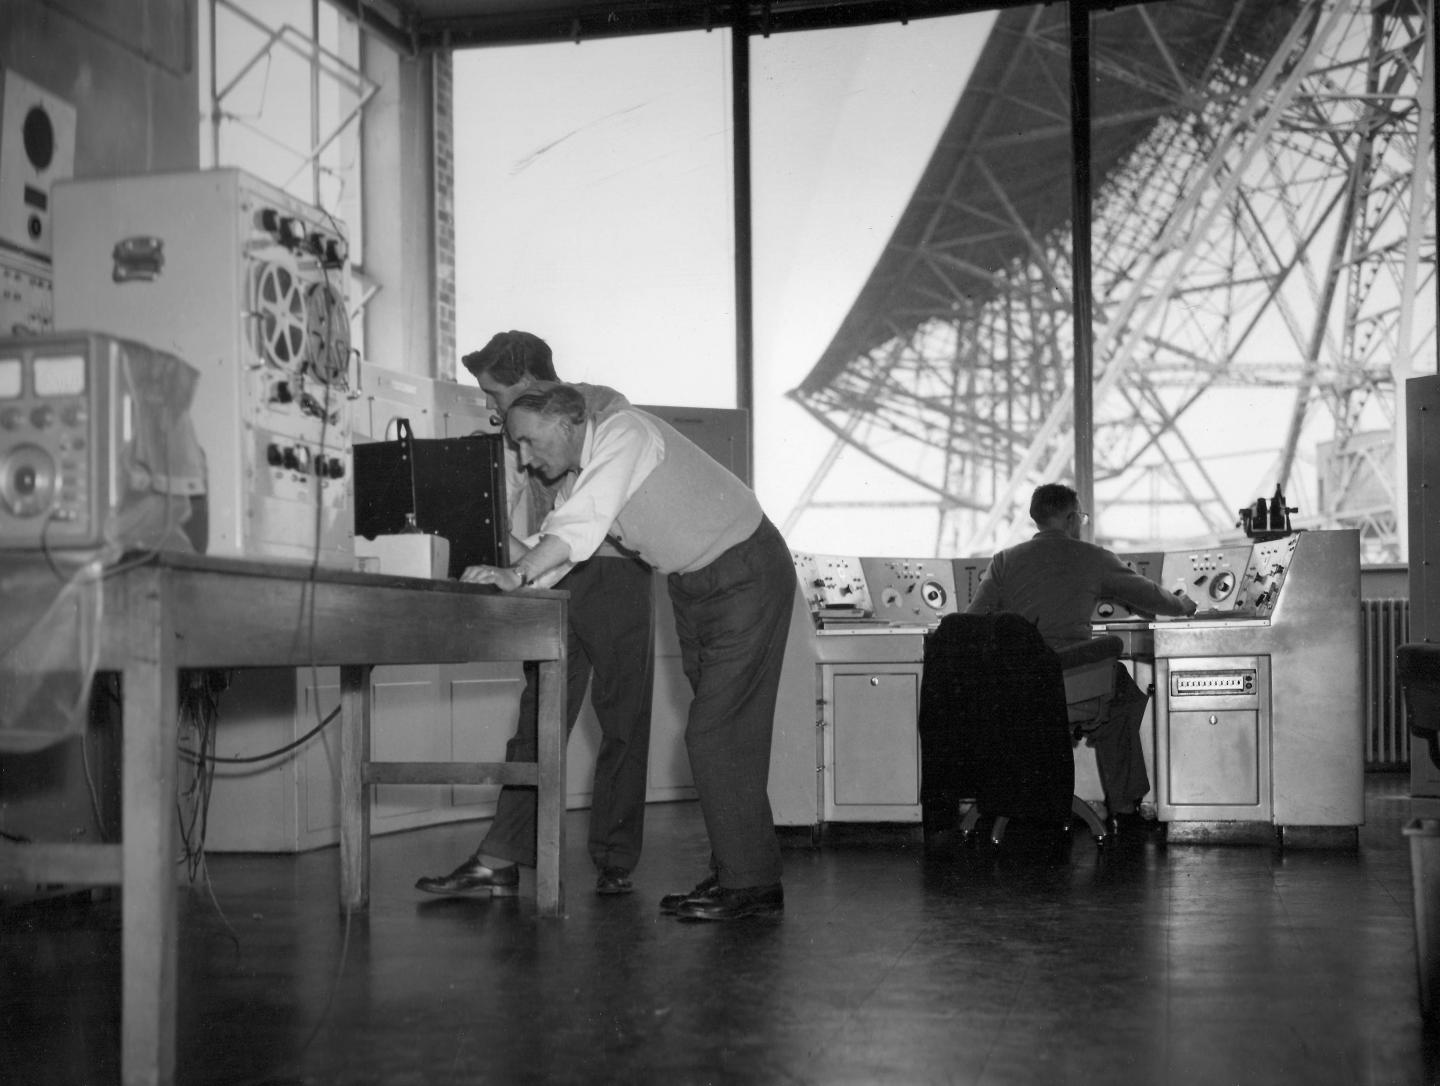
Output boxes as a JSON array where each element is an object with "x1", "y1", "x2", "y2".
[
  {"x1": 1157, "y1": 534, "x2": 1299, "y2": 618},
  {"x1": 796, "y1": 535, "x2": 1305, "y2": 631},
  {"x1": 0, "y1": 332, "x2": 202, "y2": 550},
  {"x1": 793, "y1": 553, "x2": 988, "y2": 629},
  {"x1": 859, "y1": 556, "x2": 957, "y2": 625},
  {"x1": 792, "y1": 551, "x2": 873, "y2": 619},
  {"x1": 53, "y1": 168, "x2": 355, "y2": 565}
]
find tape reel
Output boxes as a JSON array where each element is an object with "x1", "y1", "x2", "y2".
[
  {"x1": 252, "y1": 259, "x2": 308, "y2": 369},
  {"x1": 249, "y1": 257, "x2": 351, "y2": 387},
  {"x1": 304, "y1": 279, "x2": 350, "y2": 386}
]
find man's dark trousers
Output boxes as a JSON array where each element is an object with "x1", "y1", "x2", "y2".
[{"x1": 482, "y1": 554, "x2": 656, "y2": 871}]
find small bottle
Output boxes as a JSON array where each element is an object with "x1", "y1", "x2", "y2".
[{"x1": 1268, "y1": 486, "x2": 1287, "y2": 532}]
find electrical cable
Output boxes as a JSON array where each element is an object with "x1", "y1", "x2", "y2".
[
  {"x1": 241, "y1": 243, "x2": 355, "y2": 1076},
  {"x1": 176, "y1": 671, "x2": 224, "y2": 882},
  {"x1": 172, "y1": 670, "x2": 241, "y2": 955},
  {"x1": 177, "y1": 702, "x2": 341, "y2": 765},
  {"x1": 79, "y1": 727, "x2": 107, "y2": 843}
]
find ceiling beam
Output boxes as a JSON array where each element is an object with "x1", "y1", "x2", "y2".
[{"x1": 408, "y1": 0, "x2": 1045, "y2": 52}]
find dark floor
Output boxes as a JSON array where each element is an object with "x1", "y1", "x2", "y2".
[{"x1": 4, "y1": 775, "x2": 1439, "y2": 1086}]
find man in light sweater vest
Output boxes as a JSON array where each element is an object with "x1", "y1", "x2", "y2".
[
  {"x1": 416, "y1": 332, "x2": 654, "y2": 899},
  {"x1": 464, "y1": 383, "x2": 793, "y2": 921}
]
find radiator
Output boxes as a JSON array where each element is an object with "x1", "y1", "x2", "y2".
[{"x1": 1362, "y1": 599, "x2": 1410, "y2": 769}]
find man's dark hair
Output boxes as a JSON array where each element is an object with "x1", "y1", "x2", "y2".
[
  {"x1": 1029, "y1": 482, "x2": 1078, "y2": 524},
  {"x1": 461, "y1": 331, "x2": 557, "y2": 385},
  {"x1": 508, "y1": 383, "x2": 588, "y2": 428}
]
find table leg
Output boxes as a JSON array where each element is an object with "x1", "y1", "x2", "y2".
[
  {"x1": 338, "y1": 664, "x2": 372, "y2": 912},
  {"x1": 121, "y1": 574, "x2": 177, "y2": 1086},
  {"x1": 534, "y1": 656, "x2": 566, "y2": 917}
]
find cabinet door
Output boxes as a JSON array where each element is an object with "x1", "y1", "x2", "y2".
[
  {"x1": 1155, "y1": 655, "x2": 1272, "y2": 822},
  {"x1": 823, "y1": 666, "x2": 921, "y2": 822},
  {"x1": 1167, "y1": 710, "x2": 1261, "y2": 807}
]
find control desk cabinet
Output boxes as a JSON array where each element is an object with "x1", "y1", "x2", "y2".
[{"x1": 771, "y1": 531, "x2": 1365, "y2": 843}]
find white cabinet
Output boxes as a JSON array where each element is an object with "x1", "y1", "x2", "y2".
[
  {"x1": 204, "y1": 663, "x2": 522, "y2": 852},
  {"x1": 822, "y1": 664, "x2": 923, "y2": 823},
  {"x1": 1154, "y1": 654, "x2": 1273, "y2": 823},
  {"x1": 770, "y1": 623, "x2": 926, "y2": 831}
]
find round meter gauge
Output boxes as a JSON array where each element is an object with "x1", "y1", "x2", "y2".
[
  {"x1": 1209, "y1": 570, "x2": 1237, "y2": 601},
  {"x1": 919, "y1": 580, "x2": 948, "y2": 611}
]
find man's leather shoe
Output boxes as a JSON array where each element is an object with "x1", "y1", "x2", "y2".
[
  {"x1": 1108, "y1": 810, "x2": 1158, "y2": 838},
  {"x1": 674, "y1": 883, "x2": 783, "y2": 921},
  {"x1": 415, "y1": 855, "x2": 519, "y2": 897},
  {"x1": 658, "y1": 873, "x2": 720, "y2": 914},
  {"x1": 595, "y1": 866, "x2": 633, "y2": 895}
]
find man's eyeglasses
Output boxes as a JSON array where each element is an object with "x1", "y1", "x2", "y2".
[{"x1": 1072, "y1": 509, "x2": 1091, "y2": 525}]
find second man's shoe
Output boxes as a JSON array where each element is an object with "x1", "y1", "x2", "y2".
[
  {"x1": 595, "y1": 867, "x2": 634, "y2": 895},
  {"x1": 674, "y1": 883, "x2": 783, "y2": 921},
  {"x1": 415, "y1": 855, "x2": 520, "y2": 897},
  {"x1": 1108, "y1": 809, "x2": 1159, "y2": 839},
  {"x1": 658, "y1": 873, "x2": 720, "y2": 914}
]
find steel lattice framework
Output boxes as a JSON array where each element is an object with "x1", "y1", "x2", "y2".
[{"x1": 785, "y1": 0, "x2": 1435, "y2": 561}]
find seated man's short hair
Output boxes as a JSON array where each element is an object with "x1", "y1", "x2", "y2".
[{"x1": 1030, "y1": 482, "x2": 1078, "y2": 523}]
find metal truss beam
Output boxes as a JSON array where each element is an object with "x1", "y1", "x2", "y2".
[{"x1": 787, "y1": 0, "x2": 1436, "y2": 562}]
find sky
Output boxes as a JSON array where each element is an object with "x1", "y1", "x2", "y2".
[{"x1": 452, "y1": 13, "x2": 992, "y2": 555}]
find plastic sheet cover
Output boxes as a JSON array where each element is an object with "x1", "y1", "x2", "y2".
[{"x1": 0, "y1": 340, "x2": 205, "y2": 753}]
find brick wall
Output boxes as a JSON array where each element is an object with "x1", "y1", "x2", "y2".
[{"x1": 433, "y1": 50, "x2": 457, "y2": 379}]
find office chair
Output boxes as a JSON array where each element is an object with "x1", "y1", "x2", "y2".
[
  {"x1": 951, "y1": 632, "x2": 1122, "y2": 848},
  {"x1": 919, "y1": 612, "x2": 1099, "y2": 858},
  {"x1": 1398, "y1": 643, "x2": 1440, "y2": 771}
]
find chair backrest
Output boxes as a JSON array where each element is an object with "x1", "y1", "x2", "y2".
[{"x1": 919, "y1": 611, "x2": 1073, "y2": 821}]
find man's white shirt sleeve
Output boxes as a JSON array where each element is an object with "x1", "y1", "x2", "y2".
[{"x1": 525, "y1": 411, "x2": 663, "y2": 566}]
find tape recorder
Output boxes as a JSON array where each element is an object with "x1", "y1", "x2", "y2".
[
  {"x1": 0, "y1": 332, "x2": 205, "y2": 551},
  {"x1": 52, "y1": 168, "x2": 355, "y2": 565}
]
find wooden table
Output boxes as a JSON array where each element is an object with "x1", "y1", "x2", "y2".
[{"x1": 0, "y1": 551, "x2": 568, "y2": 1086}]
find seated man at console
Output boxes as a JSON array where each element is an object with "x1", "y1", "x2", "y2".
[{"x1": 966, "y1": 483, "x2": 1197, "y2": 834}]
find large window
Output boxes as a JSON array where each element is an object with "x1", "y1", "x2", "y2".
[
  {"x1": 198, "y1": 0, "x2": 378, "y2": 356},
  {"x1": 766, "y1": 1, "x2": 1434, "y2": 559},
  {"x1": 217, "y1": 1, "x2": 1433, "y2": 559},
  {"x1": 452, "y1": 33, "x2": 735, "y2": 405},
  {"x1": 751, "y1": 14, "x2": 991, "y2": 554}
]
